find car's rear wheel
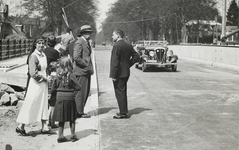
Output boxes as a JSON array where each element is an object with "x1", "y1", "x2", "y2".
[
  {"x1": 172, "y1": 64, "x2": 177, "y2": 72},
  {"x1": 142, "y1": 62, "x2": 147, "y2": 72}
]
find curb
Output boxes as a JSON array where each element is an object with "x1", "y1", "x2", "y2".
[
  {"x1": 4, "y1": 63, "x2": 27, "y2": 72},
  {"x1": 89, "y1": 48, "x2": 100, "y2": 149}
]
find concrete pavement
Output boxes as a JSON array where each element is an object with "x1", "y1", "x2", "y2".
[
  {"x1": 0, "y1": 51, "x2": 100, "y2": 150},
  {"x1": 3, "y1": 45, "x2": 238, "y2": 150}
]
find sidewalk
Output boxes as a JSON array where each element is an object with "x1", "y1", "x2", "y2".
[
  {"x1": 0, "y1": 55, "x2": 28, "y2": 72},
  {"x1": 0, "y1": 51, "x2": 100, "y2": 150}
]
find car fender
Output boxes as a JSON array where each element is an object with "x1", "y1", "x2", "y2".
[
  {"x1": 169, "y1": 55, "x2": 178, "y2": 63},
  {"x1": 139, "y1": 55, "x2": 149, "y2": 63}
]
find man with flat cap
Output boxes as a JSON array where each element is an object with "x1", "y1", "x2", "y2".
[{"x1": 73, "y1": 25, "x2": 94, "y2": 118}]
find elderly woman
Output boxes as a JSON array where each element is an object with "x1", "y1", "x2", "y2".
[{"x1": 16, "y1": 36, "x2": 53, "y2": 136}]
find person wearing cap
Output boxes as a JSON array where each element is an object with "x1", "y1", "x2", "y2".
[
  {"x1": 73, "y1": 25, "x2": 94, "y2": 118},
  {"x1": 110, "y1": 29, "x2": 140, "y2": 119},
  {"x1": 16, "y1": 36, "x2": 54, "y2": 136},
  {"x1": 56, "y1": 28, "x2": 74, "y2": 56}
]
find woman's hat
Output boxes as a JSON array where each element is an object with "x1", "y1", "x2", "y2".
[{"x1": 79, "y1": 25, "x2": 93, "y2": 33}]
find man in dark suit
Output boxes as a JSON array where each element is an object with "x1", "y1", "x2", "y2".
[
  {"x1": 110, "y1": 29, "x2": 140, "y2": 119},
  {"x1": 69, "y1": 33, "x2": 81, "y2": 61},
  {"x1": 73, "y1": 25, "x2": 94, "y2": 118}
]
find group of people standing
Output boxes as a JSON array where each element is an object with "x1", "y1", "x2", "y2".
[
  {"x1": 15, "y1": 25, "x2": 140, "y2": 143},
  {"x1": 15, "y1": 25, "x2": 94, "y2": 143}
]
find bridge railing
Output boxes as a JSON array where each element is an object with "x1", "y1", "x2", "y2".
[{"x1": 0, "y1": 39, "x2": 33, "y2": 60}]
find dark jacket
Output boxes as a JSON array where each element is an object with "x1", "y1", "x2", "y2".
[
  {"x1": 109, "y1": 40, "x2": 139, "y2": 78},
  {"x1": 51, "y1": 73, "x2": 81, "y2": 102},
  {"x1": 43, "y1": 47, "x2": 60, "y2": 74},
  {"x1": 73, "y1": 37, "x2": 94, "y2": 76}
]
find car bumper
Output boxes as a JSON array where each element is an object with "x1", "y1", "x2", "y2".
[{"x1": 144, "y1": 62, "x2": 177, "y2": 67}]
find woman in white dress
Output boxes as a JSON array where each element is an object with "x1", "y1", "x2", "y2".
[{"x1": 16, "y1": 36, "x2": 52, "y2": 136}]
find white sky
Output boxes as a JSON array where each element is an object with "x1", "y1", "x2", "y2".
[{"x1": 96, "y1": 0, "x2": 117, "y2": 32}]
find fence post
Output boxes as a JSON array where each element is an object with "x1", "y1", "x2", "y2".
[
  {"x1": 9, "y1": 39, "x2": 16, "y2": 58},
  {"x1": 1, "y1": 39, "x2": 9, "y2": 60}
]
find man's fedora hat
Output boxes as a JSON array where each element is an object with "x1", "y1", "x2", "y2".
[{"x1": 79, "y1": 25, "x2": 93, "y2": 33}]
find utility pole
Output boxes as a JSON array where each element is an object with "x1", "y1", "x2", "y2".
[{"x1": 221, "y1": 0, "x2": 226, "y2": 39}]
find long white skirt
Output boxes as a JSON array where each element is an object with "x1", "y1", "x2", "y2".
[{"x1": 16, "y1": 78, "x2": 48, "y2": 124}]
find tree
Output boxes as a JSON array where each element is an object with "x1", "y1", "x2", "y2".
[
  {"x1": 22, "y1": 0, "x2": 97, "y2": 37},
  {"x1": 226, "y1": 0, "x2": 239, "y2": 26},
  {"x1": 102, "y1": 0, "x2": 218, "y2": 44},
  {"x1": 162, "y1": 0, "x2": 218, "y2": 43}
]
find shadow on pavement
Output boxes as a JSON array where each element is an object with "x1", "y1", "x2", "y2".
[
  {"x1": 96, "y1": 107, "x2": 117, "y2": 115},
  {"x1": 72, "y1": 129, "x2": 98, "y2": 139},
  {"x1": 86, "y1": 107, "x2": 117, "y2": 116},
  {"x1": 27, "y1": 129, "x2": 57, "y2": 137},
  {"x1": 128, "y1": 107, "x2": 152, "y2": 117},
  {"x1": 98, "y1": 92, "x2": 106, "y2": 96},
  {"x1": 136, "y1": 67, "x2": 178, "y2": 72}
]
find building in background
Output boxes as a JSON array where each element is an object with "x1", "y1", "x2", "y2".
[
  {"x1": 2, "y1": 0, "x2": 25, "y2": 17},
  {"x1": 0, "y1": 0, "x2": 45, "y2": 39}
]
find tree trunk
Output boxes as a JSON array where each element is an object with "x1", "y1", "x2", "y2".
[
  {"x1": 181, "y1": 24, "x2": 187, "y2": 43},
  {"x1": 180, "y1": 14, "x2": 187, "y2": 43}
]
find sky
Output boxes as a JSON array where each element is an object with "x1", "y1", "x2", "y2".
[{"x1": 96, "y1": 0, "x2": 117, "y2": 32}]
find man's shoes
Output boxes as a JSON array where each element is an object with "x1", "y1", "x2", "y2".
[
  {"x1": 113, "y1": 113, "x2": 127, "y2": 119},
  {"x1": 77, "y1": 114, "x2": 82, "y2": 118},
  {"x1": 81, "y1": 114, "x2": 91, "y2": 118},
  {"x1": 78, "y1": 113, "x2": 91, "y2": 118}
]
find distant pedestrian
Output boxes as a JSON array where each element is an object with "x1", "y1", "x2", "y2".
[
  {"x1": 51, "y1": 56, "x2": 81, "y2": 143},
  {"x1": 56, "y1": 28, "x2": 74, "y2": 56},
  {"x1": 16, "y1": 36, "x2": 53, "y2": 136},
  {"x1": 73, "y1": 25, "x2": 94, "y2": 118},
  {"x1": 109, "y1": 29, "x2": 140, "y2": 119}
]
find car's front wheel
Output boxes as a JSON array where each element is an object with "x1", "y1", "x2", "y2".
[{"x1": 172, "y1": 64, "x2": 177, "y2": 72}]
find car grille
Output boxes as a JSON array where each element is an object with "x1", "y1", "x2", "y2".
[{"x1": 156, "y1": 49, "x2": 165, "y2": 61}]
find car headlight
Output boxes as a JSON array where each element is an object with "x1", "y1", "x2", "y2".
[{"x1": 149, "y1": 51, "x2": 155, "y2": 57}]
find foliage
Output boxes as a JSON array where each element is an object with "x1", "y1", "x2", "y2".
[
  {"x1": 102, "y1": 0, "x2": 219, "y2": 44},
  {"x1": 22, "y1": 0, "x2": 98, "y2": 37},
  {"x1": 102, "y1": 14, "x2": 141, "y2": 43},
  {"x1": 226, "y1": 0, "x2": 239, "y2": 26}
]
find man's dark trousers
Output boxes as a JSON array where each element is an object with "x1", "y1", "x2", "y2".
[
  {"x1": 75, "y1": 75, "x2": 91, "y2": 115},
  {"x1": 113, "y1": 77, "x2": 129, "y2": 114}
]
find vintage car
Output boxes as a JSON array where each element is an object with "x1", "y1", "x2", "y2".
[
  {"x1": 102, "y1": 42, "x2": 106, "y2": 46},
  {"x1": 135, "y1": 42, "x2": 178, "y2": 72}
]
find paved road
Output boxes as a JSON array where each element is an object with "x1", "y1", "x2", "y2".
[{"x1": 95, "y1": 45, "x2": 239, "y2": 150}]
